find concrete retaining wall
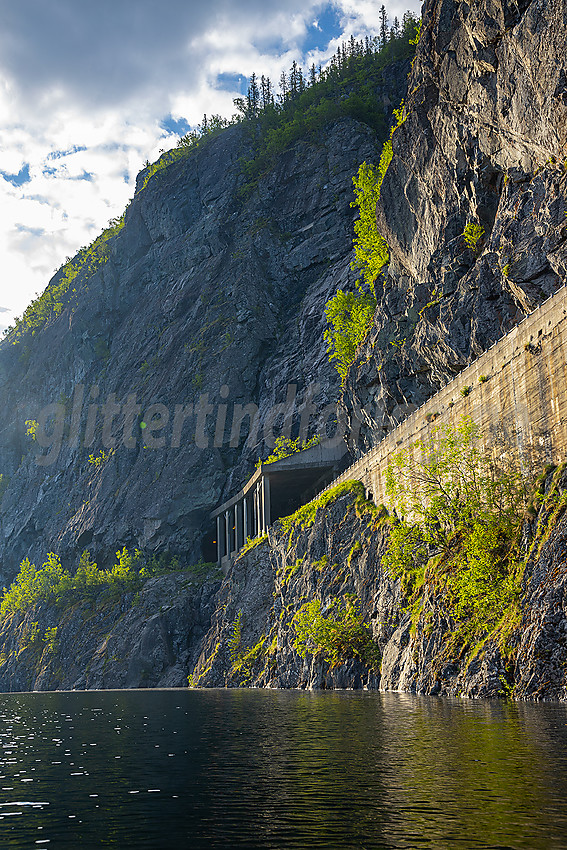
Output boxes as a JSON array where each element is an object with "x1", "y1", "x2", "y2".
[{"x1": 327, "y1": 285, "x2": 567, "y2": 505}]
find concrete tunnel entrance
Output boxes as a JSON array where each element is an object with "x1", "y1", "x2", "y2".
[{"x1": 210, "y1": 442, "x2": 348, "y2": 572}]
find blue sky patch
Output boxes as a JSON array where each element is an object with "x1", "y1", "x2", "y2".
[
  {"x1": 160, "y1": 114, "x2": 192, "y2": 136},
  {"x1": 15, "y1": 223, "x2": 45, "y2": 238},
  {"x1": 215, "y1": 73, "x2": 248, "y2": 94},
  {"x1": 1, "y1": 163, "x2": 31, "y2": 186},
  {"x1": 303, "y1": 5, "x2": 343, "y2": 54},
  {"x1": 68, "y1": 170, "x2": 93, "y2": 182},
  {"x1": 46, "y1": 145, "x2": 87, "y2": 161}
]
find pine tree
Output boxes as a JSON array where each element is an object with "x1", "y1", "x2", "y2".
[
  {"x1": 260, "y1": 75, "x2": 273, "y2": 109},
  {"x1": 278, "y1": 70, "x2": 288, "y2": 104},
  {"x1": 289, "y1": 60, "x2": 300, "y2": 99},
  {"x1": 247, "y1": 73, "x2": 260, "y2": 118},
  {"x1": 309, "y1": 63, "x2": 317, "y2": 87},
  {"x1": 379, "y1": 5, "x2": 389, "y2": 49}
]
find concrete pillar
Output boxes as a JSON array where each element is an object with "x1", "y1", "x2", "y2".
[
  {"x1": 216, "y1": 515, "x2": 223, "y2": 565},
  {"x1": 258, "y1": 482, "x2": 264, "y2": 534},
  {"x1": 225, "y1": 510, "x2": 231, "y2": 557},
  {"x1": 252, "y1": 484, "x2": 260, "y2": 537},
  {"x1": 235, "y1": 501, "x2": 244, "y2": 551},
  {"x1": 243, "y1": 496, "x2": 249, "y2": 543},
  {"x1": 261, "y1": 476, "x2": 271, "y2": 530}
]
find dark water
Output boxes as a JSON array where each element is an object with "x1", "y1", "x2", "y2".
[{"x1": 1, "y1": 690, "x2": 567, "y2": 848}]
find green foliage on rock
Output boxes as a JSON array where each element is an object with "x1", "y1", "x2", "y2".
[
  {"x1": 324, "y1": 100, "x2": 408, "y2": 383},
  {"x1": 0, "y1": 550, "x2": 141, "y2": 618},
  {"x1": 239, "y1": 534, "x2": 269, "y2": 556},
  {"x1": 351, "y1": 160, "x2": 390, "y2": 285},
  {"x1": 0, "y1": 548, "x2": 218, "y2": 620},
  {"x1": 259, "y1": 434, "x2": 320, "y2": 467},
  {"x1": 463, "y1": 221, "x2": 485, "y2": 254},
  {"x1": 384, "y1": 417, "x2": 528, "y2": 653},
  {"x1": 44, "y1": 626, "x2": 59, "y2": 655},
  {"x1": 324, "y1": 286, "x2": 378, "y2": 384},
  {"x1": 6, "y1": 216, "x2": 125, "y2": 343},
  {"x1": 228, "y1": 610, "x2": 244, "y2": 662},
  {"x1": 237, "y1": 15, "x2": 419, "y2": 184},
  {"x1": 292, "y1": 594, "x2": 380, "y2": 668},
  {"x1": 278, "y1": 480, "x2": 369, "y2": 534},
  {"x1": 139, "y1": 115, "x2": 234, "y2": 192}
]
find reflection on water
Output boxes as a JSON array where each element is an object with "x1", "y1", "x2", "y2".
[{"x1": 0, "y1": 689, "x2": 566, "y2": 848}]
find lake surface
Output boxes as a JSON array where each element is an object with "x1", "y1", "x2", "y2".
[{"x1": 0, "y1": 689, "x2": 567, "y2": 849}]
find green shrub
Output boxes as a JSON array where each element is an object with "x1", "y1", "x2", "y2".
[
  {"x1": 292, "y1": 594, "x2": 380, "y2": 669},
  {"x1": 460, "y1": 385, "x2": 472, "y2": 397},
  {"x1": 324, "y1": 100, "x2": 408, "y2": 384},
  {"x1": 384, "y1": 417, "x2": 528, "y2": 654},
  {"x1": 228, "y1": 611, "x2": 244, "y2": 662},
  {"x1": 463, "y1": 222, "x2": 485, "y2": 254},
  {"x1": 278, "y1": 480, "x2": 366, "y2": 534},
  {"x1": 0, "y1": 549, "x2": 143, "y2": 618},
  {"x1": 44, "y1": 626, "x2": 58, "y2": 654},
  {"x1": 7, "y1": 216, "x2": 125, "y2": 343},
  {"x1": 259, "y1": 434, "x2": 320, "y2": 467},
  {"x1": 324, "y1": 286, "x2": 377, "y2": 383},
  {"x1": 239, "y1": 534, "x2": 269, "y2": 556}
]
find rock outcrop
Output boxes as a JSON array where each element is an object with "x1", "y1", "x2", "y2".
[
  {"x1": 0, "y1": 568, "x2": 221, "y2": 691},
  {"x1": 0, "y1": 62, "x2": 408, "y2": 585},
  {"x1": 190, "y1": 467, "x2": 567, "y2": 701},
  {"x1": 343, "y1": 0, "x2": 567, "y2": 451}
]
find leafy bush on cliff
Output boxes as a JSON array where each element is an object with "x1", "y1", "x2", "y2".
[
  {"x1": 278, "y1": 480, "x2": 372, "y2": 534},
  {"x1": 0, "y1": 549, "x2": 142, "y2": 618},
  {"x1": 384, "y1": 417, "x2": 528, "y2": 651},
  {"x1": 324, "y1": 101, "x2": 408, "y2": 383},
  {"x1": 293, "y1": 594, "x2": 380, "y2": 668},
  {"x1": 5, "y1": 215, "x2": 125, "y2": 343},
  {"x1": 258, "y1": 434, "x2": 320, "y2": 468},
  {"x1": 324, "y1": 286, "x2": 378, "y2": 383}
]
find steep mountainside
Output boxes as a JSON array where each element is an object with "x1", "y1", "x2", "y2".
[
  {"x1": 0, "y1": 60, "x2": 409, "y2": 585},
  {"x1": 343, "y1": 0, "x2": 567, "y2": 450},
  {"x1": 0, "y1": 0, "x2": 566, "y2": 699},
  {"x1": 188, "y1": 466, "x2": 567, "y2": 700},
  {"x1": 187, "y1": 0, "x2": 567, "y2": 699}
]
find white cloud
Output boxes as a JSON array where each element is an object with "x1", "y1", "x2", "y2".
[{"x1": 0, "y1": 0, "x2": 421, "y2": 328}]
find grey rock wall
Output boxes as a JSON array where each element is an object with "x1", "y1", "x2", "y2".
[
  {"x1": 0, "y1": 90, "x2": 407, "y2": 584},
  {"x1": 190, "y1": 468, "x2": 567, "y2": 701},
  {"x1": 343, "y1": 0, "x2": 567, "y2": 452}
]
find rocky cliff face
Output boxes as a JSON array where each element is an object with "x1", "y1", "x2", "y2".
[
  {"x1": 2, "y1": 464, "x2": 565, "y2": 698},
  {"x1": 189, "y1": 467, "x2": 567, "y2": 701},
  {"x1": 184, "y1": 0, "x2": 567, "y2": 700},
  {"x1": 0, "y1": 61, "x2": 408, "y2": 584},
  {"x1": 343, "y1": 0, "x2": 567, "y2": 450},
  {"x1": 0, "y1": 567, "x2": 221, "y2": 691},
  {"x1": 1, "y1": 0, "x2": 566, "y2": 699}
]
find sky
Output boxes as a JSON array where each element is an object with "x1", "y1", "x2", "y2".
[{"x1": 0, "y1": 0, "x2": 421, "y2": 333}]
